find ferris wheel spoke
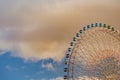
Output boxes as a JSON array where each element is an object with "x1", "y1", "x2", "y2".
[
  {"x1": 105, "y1": 30, "x2": 116, "y2": 50},
  {"x1": 74, "y1": 69, "x2": 88, "y2": 77},
  {"x1": 84, "y1": 29, "x2": 102, "y2": 58},
  {"x1": 77, "y1": 35, "x2": 98, "y2": 62},
  {"x1": 77, "y1": 45, "x2": 92, "y2": 61},
  {"x1": 108, "y1": 32, "x2": 120, "y2": 54},
  {"x1": 80, "y1": 31, "x2": 98, "y2": 54},
  {"x1": 87, "y1": 28, "x2": 102, "y2": 50},
  {"x1": 81, "y1": 28, "x2": 102, "y2": 60},
  {"x1": 83, "y1": 28, "x2": 104, "y2": 56}
]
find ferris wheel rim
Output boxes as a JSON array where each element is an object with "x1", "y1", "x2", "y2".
[{"x1": 64, "y1": 23, "x2": 120, "y2": 80}]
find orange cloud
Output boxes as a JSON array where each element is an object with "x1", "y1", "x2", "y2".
[{"x1": 0, "y1": 0, "x2": 119, "y2": 62}]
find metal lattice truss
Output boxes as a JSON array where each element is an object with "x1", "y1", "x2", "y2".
[{"x1": 64, "y1": 23, "x2": 120, "y2": 80}]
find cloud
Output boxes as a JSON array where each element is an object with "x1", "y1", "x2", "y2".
[
  {"x1": 5, "y1": 65, "x2": 12, "y2": 71},
  {"x1": 29, "y1": 79, "x2": 35, "y2": 80},
  {"x1": 42, "y1": 63, "x2": 55, "y2": 71},
  {"x1": 50, "y1": 76, "x2": 99, "y2": 80},
  {"x1": 77, "y1": 76, "x2": 100, "y2": 80},
  {"x1": 41, "y1": 79, "x2": 46, "y2": 80},
  {"x1": 50, "y1": 77, "x2": 64, "y2": 80},
  {"x1": 0, "y1": 0, "x2": 119, "y2": 62},
  {"x1": 24, "y1": 75, "x2": 30, "y2": 78}
]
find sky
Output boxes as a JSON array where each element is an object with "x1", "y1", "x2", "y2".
[{"x1": 0, "y1": 0, "x2": 120, "y2": 80}]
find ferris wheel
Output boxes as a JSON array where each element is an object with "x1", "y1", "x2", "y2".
[{"x1": 64, "y1": 23, "x2": 120, "y2": 80}]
